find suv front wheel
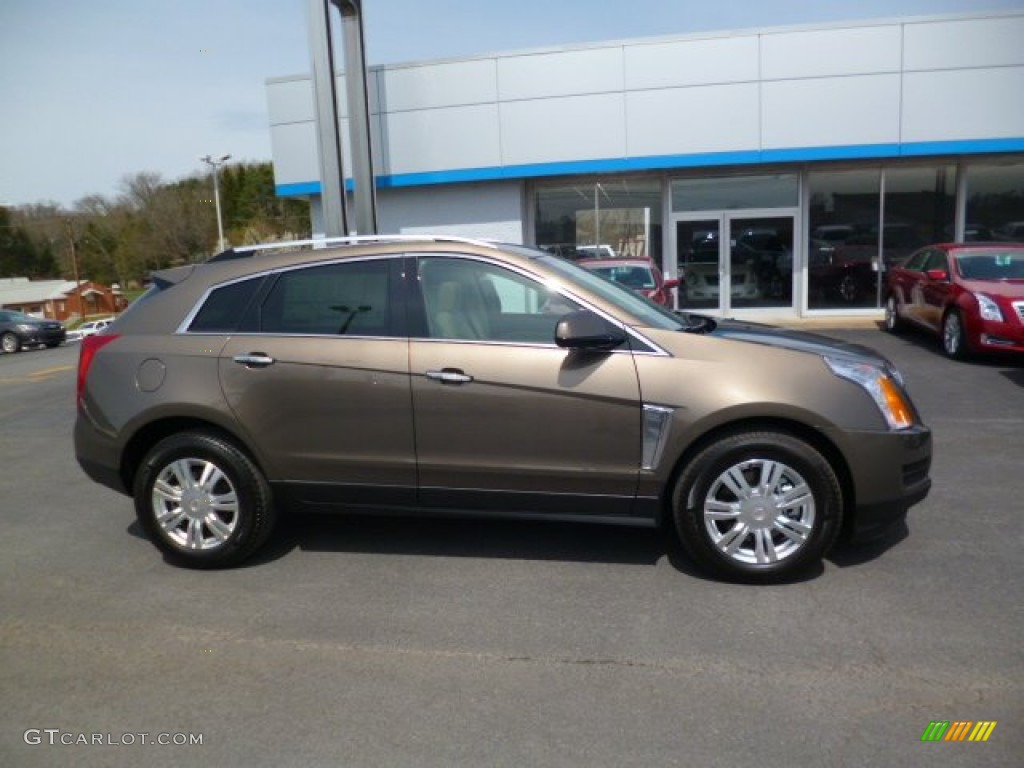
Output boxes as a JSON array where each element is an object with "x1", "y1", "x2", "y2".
[
  {"x1": 134, "y1": 431, "x2": 276, "y2": 568},
  {"x1": 672, "y1": 431, "x2": 843, "y2": 583}
]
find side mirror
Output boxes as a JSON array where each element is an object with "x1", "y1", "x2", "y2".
[
  {"x1": 664, "y1": 278, "x2": 681, "y2": 290},
  {"x1": 555, "y1": 309, "x2": 626, "y2": 351},
  {"x1": 925, "y1": 269, "x2": 949, "y2": 282}
]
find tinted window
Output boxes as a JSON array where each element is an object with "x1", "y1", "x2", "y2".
[
  {"x1": 923, "y1": 251, "x2": 949, "y2": 272},
  {"x1": 261, "y1": 259, "x2": 394, "y2": 337},
  {"x1": 418, "y1": 257, "x2": 581, "y2": 344},
  {"x1": 189, "y1": 277, "x2": 264, "y2": 332},
  {"x1": 901, "y1": 250, "x2": 929, "y2": 272}
]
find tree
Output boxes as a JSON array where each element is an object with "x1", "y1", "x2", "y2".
[{"x1": 0, "y1": 206, "x2": 56, "y2": 278}]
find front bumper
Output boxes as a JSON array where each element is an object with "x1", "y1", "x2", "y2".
[
  {"x1": 973, "y1": 316, "x2": 1024, "y2": 354},
  {"x1": 840, "y1": 425, "x2": 933, "y2": 542},
  {"x1": 19, "y1": 329, "x2": 66, "y2": 346}
]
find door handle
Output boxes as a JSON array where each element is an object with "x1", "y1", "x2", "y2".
[
  {"x1": 425, "y1": 368, "x2": 473, "y2": 384},
  {"x1": 233, "y1": 353, "x2": 275, "y2": 368}
]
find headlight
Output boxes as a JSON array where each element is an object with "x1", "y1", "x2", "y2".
[
  {"x1": 824, "y1": 357, "x2": 915, "y2": 430},
  {"x1": 975, "y1": 293, "x2": 1003, "y2": 322}
]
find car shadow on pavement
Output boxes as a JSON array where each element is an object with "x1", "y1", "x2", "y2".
[
  {"x1": 827, "y1": 520, "x2": 910, "y2": 568},
  {"x1": 129, "y1": 512, "x2": 869, "y2": 582},
  {"x1": 871, "y1": 320, "x2": 1024, "y2": 370}
]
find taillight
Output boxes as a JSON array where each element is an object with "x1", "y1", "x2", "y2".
[{"x1": 77, "y1": 333, "x2": 120, "y2": 407}]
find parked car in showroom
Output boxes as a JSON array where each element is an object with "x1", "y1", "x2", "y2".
[
  {"x1": 578, "y1": 257, "x2": 679, "y2": 306},
  {"x1": 884, "y1": 242, "x2": 1024, "y2": 358},
  {"x1": 66, "y1": 317, "x2": 115, "y2": 343},
  {"x1": 681, "y1": 259, "x2": 760, "y2": 302},
  {"x1": 0, "y1": 309, "x2": 66, "y2": 353},
  {"x1": 75, "y1": 235, "x2": 931, "y2": 583}
]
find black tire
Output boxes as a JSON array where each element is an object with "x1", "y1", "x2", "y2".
[
  {"x1": 1, "y1": 332, "x2": 20, "y2": 354},
  {"x1": 942, "y1": 309, "x2": 968, "y2": 360},
  {"x1": 672, "y1": 431, "x2": 843, "y2": 583},
  {"x1": 133, "y1": 431, "x2": 276, "y2": 568},
  {"x1": 883, "y1": 293, "x2": 904, "y2": 334}
]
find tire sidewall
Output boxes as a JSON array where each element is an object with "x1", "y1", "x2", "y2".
[
  {"x1": 134, "y1": 433, "x2": 270, "y2": 568},
  {"x1": 673, "y1": 432, "x2": 842, "y2": 583},
  {"x1": 884, "y1": 294, "x2": 901, "y2": 332}
]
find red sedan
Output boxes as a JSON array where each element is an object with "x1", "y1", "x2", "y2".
[
  {"x1": 578, "y1": 258, "x2": 680, "y2": 306},
  {"x1": 884, "y1": 243, "x2": 1024, "y2": 358}
]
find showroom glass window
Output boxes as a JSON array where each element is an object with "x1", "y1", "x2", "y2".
[
  {"x1": 670, "y1": 174, "x2": 798, "y2": 212},
  {"x1": 534, "y1": 178, "x2": 662, "y2": 263},
  {"x1": 807, "y1": 169, "x2": 881, "y2": 309},
  {"x1": 965, "y1": 162, "x2": 1024, "y2": 242},
  {"x1": 883, "y1": 165, "x2": 955, "y2": 260}
]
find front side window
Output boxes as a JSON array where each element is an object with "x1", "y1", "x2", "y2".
[
  {"x1": 417, "y1": 257, "x2": 581, "y2": 344},
  {"x1": 260, "y1": 259, "x2": 395, "y2": 337}
]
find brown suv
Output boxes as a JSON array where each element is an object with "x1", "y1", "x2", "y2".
[{"x1": 74, "y1": 236, "x2": 932, "y2": 582}]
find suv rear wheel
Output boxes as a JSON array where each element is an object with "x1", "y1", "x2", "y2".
[
  {"x1": 672, "y1": 431, "x2": 843, "y2": 583},
  {"x1": 133, "y1": 431, "x2": 276, "y2": 568}
]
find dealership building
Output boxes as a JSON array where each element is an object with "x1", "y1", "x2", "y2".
[{"x1": 265, "y1": 9, "x2": 1024, "y2": 319}]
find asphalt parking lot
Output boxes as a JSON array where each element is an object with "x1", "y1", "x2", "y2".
[{"x1": 1, "y1": 329, "x2": 1022, "y2": 768}]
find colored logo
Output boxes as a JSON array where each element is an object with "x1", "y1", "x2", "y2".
[{"x1": 921, "y1": 721, "x2": 997, "y2": 742}]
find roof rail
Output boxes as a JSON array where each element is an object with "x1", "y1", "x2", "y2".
[{"x1": 215, "y1": 234, "x2": 501, "y2": 259}]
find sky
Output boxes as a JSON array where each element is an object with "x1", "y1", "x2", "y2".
[{"x1": 2, "y1": 0, "x2": 1022, "y2": 207}]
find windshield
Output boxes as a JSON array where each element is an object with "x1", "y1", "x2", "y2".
[
  {"x1": 533, "y1": 253, "x2": 686, "y2": 330},
  {"x1": 0, "y1": 310, "x2": 34, "y2": 323},
  {"x1": 587, "y1": 264, "x2": 656, "y2": 290},
  {"x1": 955, "y1": 249, "x2": 1024, "y2": 280}
]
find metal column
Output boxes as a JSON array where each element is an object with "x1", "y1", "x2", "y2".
[{"x1": 307, "y1": 0, "x2": 349, "y2": 237}]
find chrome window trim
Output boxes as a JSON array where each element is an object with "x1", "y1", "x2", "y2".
[{"x1": 177, "y1": 248, "x2": 671, "y2": 357}]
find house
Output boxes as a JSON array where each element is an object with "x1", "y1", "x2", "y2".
[{"x1": 0, "y1": 277, "x2": 126, "y2": 321}]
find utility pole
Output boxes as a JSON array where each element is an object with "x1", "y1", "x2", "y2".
[
  {"x1": 200, "y1": 154, "x2": 231, "y2": 252},
  {"x1": 66, "y1": 219, "x2": 82, "y2": 319}
]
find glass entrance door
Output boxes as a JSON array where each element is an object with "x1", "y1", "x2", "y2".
[
  {"x1": 673, "y1": 212, "x2": 796, "y2": 314},
  {"x1": 726, "y1": 215, "x2": 794, "y2": 310},
  {"x1": 674, "y1": 217, "x2": 720, "y2": 312}
]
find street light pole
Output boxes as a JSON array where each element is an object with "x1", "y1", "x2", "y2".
[{"x1": 199, "y1": 154, "x2": 231, "y2": 252}]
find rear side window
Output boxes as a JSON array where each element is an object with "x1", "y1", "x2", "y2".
[
  {"x1": 260, "y1": 259, "x2": 395, "y2": 337},
  {"x1": 189, "y1": 277, "x2": 264, "y2": 332}
]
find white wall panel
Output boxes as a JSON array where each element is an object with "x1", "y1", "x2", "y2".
[
  {"x1": 500, "y1": 94, "x2": 626, "y2": 165},
  {"x1": 761, "y1": 26, "x2": 901, "y2": 79},
  {"x1": 269, "y1": 123, "x2": 320, "y2": 185},
  {"x1": 904, "y1": 16, "x2": 1024, "y2": 70},
  {"x1": 382, "y1": 104, "x2": 501, "y2": 175},
  {"x1": 624, "y1": 36, "x2": 758, "y2": 90},
  {"x1": 378, "y1": 182, "x2": 524, "y2": 242},
  {"x1": 497, "y1": 48, "x2": 624, "y2": 100},
  {"x1": 378, "y1": 59, "x2": 497, "y2": 112},
  {"x1": 903, "y1": 67, "x2": 1024, "y2": 141},
  {"x1": 762, "y1": 74, "x2": 901, "y2": 148},
  {"x1": 625, "y1": 83, "x2": 759, "y2": 156},
  {"x1": 266, "y1": 79, "x2": 315, "y2": 125}
]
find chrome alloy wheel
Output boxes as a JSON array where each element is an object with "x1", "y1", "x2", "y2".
[
  {"x1": 151, "y1": 458, "x2": 240, "y2": 550},
  {"x1": 943, "y1": 312, "x2": 963, "y2": 357},
  {"x1": 702, "y1": 458, "x2": 816, "y2": 565}
]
